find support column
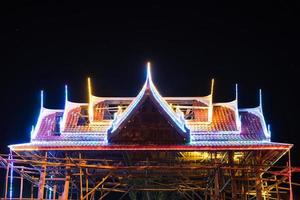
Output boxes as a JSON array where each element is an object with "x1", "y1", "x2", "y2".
[
  {"x1": 255, "y1": 151, "x2": 263, "y2": 200},
  {"x1": 19, "y1": 167, "x2": 24, "y2": 200},
  {"x1": 229, "y1": 151, "x2": 237, "y2": 200},
  {"x1": 53, "y1": 185, "x2": 57, "y2": 200},
  {"x1": 4, "y1": 155, "x2": 10, "y2": 199},
  {"x1": 86, "y1": 168, "x2": 89, "y2": 200},
  {"x1": 38, "y1": 152, "x2": 47, "y2": 200},
  {"x1": 31, "y1": 183, "x2": 34, "y2": 200},
  {"x1": 288, "y1": 150, "x2": 293, "y2": 200},
  {"x1": 255, "y1": 176, "x2": 263, "y2": 200},
  {"x1": 79, "y1": 154, "x2": 83, "y2": 200},
  {"x1": 62, "y1": 165, "x2": 71, "y2": 200},
  {"x1": 214, "y1": 168, "x2": 220, "y2": 200}
]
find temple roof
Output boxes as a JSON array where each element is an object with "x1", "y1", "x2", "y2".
[{"x1": 8, "y1": 62, "x2": 288, "y2": 151}]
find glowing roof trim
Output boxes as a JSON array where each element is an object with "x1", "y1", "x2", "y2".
[{"x1": 108, "y1": 62, "x2": 189, "y2": 134}]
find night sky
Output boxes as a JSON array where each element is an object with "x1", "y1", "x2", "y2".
[{"x1": 0, "y1": 1, "x2": 299, "y2": 197}]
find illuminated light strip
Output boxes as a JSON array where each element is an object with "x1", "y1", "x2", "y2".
[
  {"x1": 110, "y1": 83, "x2": 147, "y2": 132},
  {"x1": 48, "y1": 175, "x2": 53, "y2": 199},
  {"x1": 268, "y1": 124, "x2": 271, "y2": 140},
  {"x1": 8, "y1": 141, "x2": 292, "y2": 152},
  {"x1": 31, "y1": 90, "x2": 44, "y2": 140},
  {"x1": 9, "y1": 154, "x2": 13, "y2": 199},
  {"x1": 60, "y1": 85, "x2": 69, "y2": 132},
  {"x1": 235, "y1": 84, "x2": 241, "y2": 130},
  {"x1": 31, "y1": 108, "x2": 64, "y2": 140},
  {"x1": 88, "y1": 77, "x2": 94, "y2": 122},
  {"x1": 149, "y1": 77, "x2": 187, "y2": 132},
  {"x1": 259, "y1": 89, "x2": 270, "y2": 140},
  {"x1": 239, "y1": 107, "x2": 270, "y2": 140},
  {"x1": 208, "y1": 79, "x2": 214, "y2": 122},
  {"x1": 109, "y1": 62, "x2": 189, "y2": 133}
]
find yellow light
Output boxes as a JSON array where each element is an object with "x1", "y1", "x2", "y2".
[{"x1": 208, "y1": 78, "x2": 214, "y2": 123}]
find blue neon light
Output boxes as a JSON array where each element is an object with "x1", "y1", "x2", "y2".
[{"x1": 9, "y1": 154, "x2": 13, "y2": 199}]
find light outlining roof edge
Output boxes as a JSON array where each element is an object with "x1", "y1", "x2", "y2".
[
  {"x1": 147, "y1": 62, "x2": 189, "y2": 132},
  {"x1": 239, "y1": 89, "x2": 270, "y2": 140},
  {"x1": 258, "y1": 89, "x2": 270, "y2": 140},
  {"x1": 239, "y1": 106, "x2": 270, "y2": 140},
  {"x1": 31, "y1": 90, "x2": 64, "y2": 140},
  {"x1": 235, "y1": 84, "x2": 242, "y2": 131},
  {"x1": 60, "y1": 85, "x2": 69, "y2": 132},
  {"x1": 60, "y1": 85, "x2": 88, "y2": 133},
  {"x1": 207, "y1": 79, "x2": 214, "y2": 123},
  {"x1": 88, "y1": 77, "x2": 94, "y2": 122},
  {"x1": 8, "y1": 141, "x2": 293, "y2": 151},
  {"x1": 109, "y1": 62, "x2": 189, "y2": 133}
]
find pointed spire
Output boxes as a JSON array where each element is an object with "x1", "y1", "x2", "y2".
[
  {"x1": 64, "y1": 85, "x2": 68, "y2": 103},
  {"x1": 208, "y1": 79, "x2": 214, "y2": 122},
  {"x1": 40, "y1": 90, "x2": 44, "y2": 109},
  {"x1": 88, "y1": 77, "x2": 93, "y2": 122},
  {"x1": 235, "y1": 83, "x2": 238, "y2": 101},
  {"x1": 210, "y1": 79, "x2": 215, "y2": 96},
  {"x1": 235, "y1": 83, "x2": 241, "y2": 130},
  {"x1": 146, "y1": 62, "x2": 153, "y2": 84},
  {"x1": 30, "y1": 125, "x2": 35, "y2": 138},
  {"x1": 145, "y1": 62, "x2": 153, "y2": 91},
  {"x1": 259, "y1": 89, "x2": 263, "y2": 112}
]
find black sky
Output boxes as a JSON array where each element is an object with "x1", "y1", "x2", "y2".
[{"x1": 0, "y1": 0, "x2": 299, "y2": 196}]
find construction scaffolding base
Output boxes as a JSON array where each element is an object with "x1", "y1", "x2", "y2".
[{"x1": 1, "y1": 149, "x2": 298, "y2": 200}]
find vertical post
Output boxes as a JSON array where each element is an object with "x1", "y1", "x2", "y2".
[
  {"x1": 214, "y1": 168, "x2": 220, "y2": 200},
  {"x1": 62, "y1": 165, "x2": 71, "y2": 200},
  {"x1": 19, "y1": 167, "x2": 24, "y2": 200},
  {"x1": 53, "y1": 185, "x2": 57, "y2": 200},
  {"x1": 9, "y1": 152, "x2": 14, "y2": 199},
  {"x1": 31, "y1": 183, "x2": 34, "y2": 200},
  {"x1": 229, "y1": 151, "x2": 237, "y2": 200},
  {"x1": 38, "y1": 152, "x2": 47, "y2": 200},
  {"x1": 275, "y1": 176, "x2": 280, "y2": 199},
  {"x1": 86, "y1": 168, "x2": 89, "y2": 200},
  {"x1": 214, "y1": 152, "x2": 220, "y2": 200},
  {"x1": 4, "y1": 154, "x2": 10, "y2": 199},
  {"x1": 288, "y1": 150, "x2": 293, "y2": 200},
  {"x1": 255, "y1": 151, "x2": 263, "y2": 200},
  {"x1": 79, "y1": 153, "x2": 83, "y2": 200}
]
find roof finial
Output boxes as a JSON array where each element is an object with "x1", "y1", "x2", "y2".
[
  {"x1": 88, "y1": 77, "x2": 92, "y2": 99},
  {"x1": 65, "y1": 85, "x2": 68, "y2": 102},
  {"x1": 259, "y1": 89, "x2": 263, "y2": 112},
  {"x1": 88, "y1": 77, "x2": 93, "y2": 122},
  {"x1": 40, "y1": 90, "x2": 44, "y2": 109},
  {"x1": 235, "y1": 83, "x2": 238, "y2": 101},
  {"x1": 210, "y1": 79, "x2": 215, "y2": 96},
  {"x1": 147, "y1": 62, "x2": 152, "y2": 83},
  {"x1": 208, "y1": 79, "x2": 215, "y2": 122},
  {"x1": 30, "y1": 125, "x2": 35, "y2": 137}
]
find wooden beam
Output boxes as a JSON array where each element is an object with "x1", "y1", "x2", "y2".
[{"x1": 38, "y1": 152, "x2": 47, "y2": 200}]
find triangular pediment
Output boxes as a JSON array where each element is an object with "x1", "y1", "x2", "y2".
[{"x1": 107, "y1": 63, "x2": 190, "y2": 144}]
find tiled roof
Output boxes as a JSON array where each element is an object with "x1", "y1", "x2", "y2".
[{"x1": 20, "y1": 65, "x2": 277, "y2": 149}]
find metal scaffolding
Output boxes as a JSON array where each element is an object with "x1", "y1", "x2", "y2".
[{"x1": 1, "y1": 148, "x2": 298, "y2": 200}]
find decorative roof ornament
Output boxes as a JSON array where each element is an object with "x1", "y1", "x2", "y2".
[
  {"x1": 259, "y1": 89, "x2": 263, "y2": 113},
  {"x1": 235, "y1": 84, "x2": 241, "y2": 130},
  {"x1": 40, "y1": 90, "x2": 44, "y2": 110},
  {"x1": 88, "y1": 77, "x2": 93, "y2": 122},
  {"x1": 107, "y1": 62, "x2": 190, "y2": 143},
  {"x1": 60, "y1": 85, "x2": 69, "y2": 132},
  {"x1": 208, "y1": 79, "x2": 214, "y2": 122}
]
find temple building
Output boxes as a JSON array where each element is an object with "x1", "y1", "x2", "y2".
[{"x1": 1, "y1": 63, "x2": 295, "y2": 199}]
